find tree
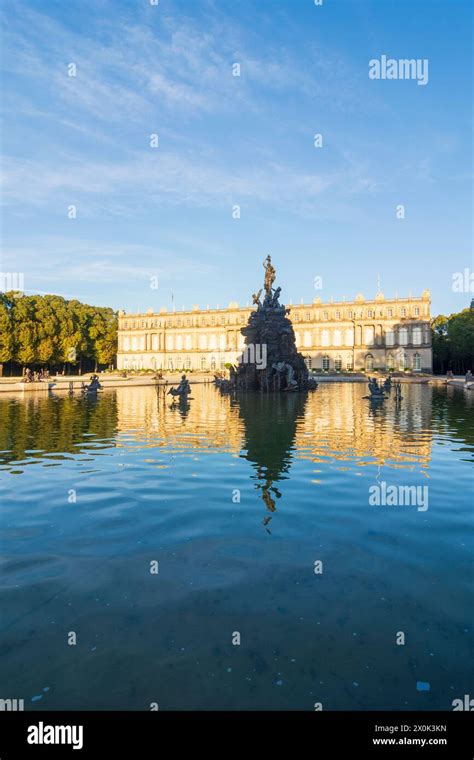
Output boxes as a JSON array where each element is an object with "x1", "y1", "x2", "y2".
[{"x1": 0, "y1": 293, "x2": 14, "y2": 372}]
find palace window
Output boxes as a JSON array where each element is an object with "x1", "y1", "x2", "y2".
[
  {"x1": 303, "y1": 331, "x2": 312, "y2": 347},
  {"x1": 211, "y1": 317, "x2": 216, "y2": 326},
  {"x1": 413, "y1": 353, "x2": 421, "y2": 371},
  {"x1": 345, "y1": 328, "x2": 354, "y2": 346},
  {"x1": 177, "y1": 319, "x2": 182, "y2": 327},
  {"x1": 398, "y1": 351, "x2": 405, "y2": 370},
  {"x1": 321, "y1": 329, "x2": 330, "y2": 347},
  {"x1": 365, "y1": 354, "x2": 374, "y2": 371},
  {"x1": 185, "y1": 357, "x2": 191, "y2": 369},
  {"x1": 220, "y1": 359, "x2": 226, "y2": 370},
  {"x1": 335, "y1": 310, "x2": 341, "y2": 319},
  {"x1": 131, "y1": 337, "x2": 138, "y2": 351},
  {"x1": 387, "y1": 308, "x2": 393, "y2": 317},
  {"x1": 346, "y1": 359, "x2": 353, "y2": 371},
  {"x1": 166, "y1": 336, "x2": 174, "y2": 350},
  {"x1": 176, "y1": 335, "x2": 183, "y2": 350},
  {"x1": 293, "y1": 313, "x2": 299, "y2": 322},
  {"x1": 219, "y1": 316, "x2": 225, "y2": 325},
  {"x1": 123, "y1": 337, "x2": 130, "y2": 351},
  {"x1": 305, "y1": 357, "x2": 312, "y2": 369},
  {"x1": 400, "y1": 307, "x2": 407, "y2": 317},
  {"x1": 323, "y1": 311, "x2": 328, "y2": 321},
  {"x1": 399, "y1": 327, "x2": 408, "y2": 346},
  {"x1": 200, "y1": 356, "x2": 207, "y2": 370},
  {"x1": 414, "y1": 307, "x2": 420, "y2": 317},
  {"x1": 385, "y1": 329, "x2": 395, "y2": 346},
  {"x1": 305, "y1": 312, "x2": 311, "y2": 321},
  {"x1": 168, "y1": 358, "x2": 174, "y2": 370},
  {"x1": 322, "y1": 355, "x2": 330, "y2": 371},
  {"x1": 412, "y1": 326, "x2": 422, "y2": 345},
  {"x1": 185, "y1": 335, "x2": 192, "y2": 350},
  {"x1": 199, "y1": 335, "x2": 207, "y2": 350},
  {"x1": 333, "y1": 329, "x2": 342, "y2": 347},
  {"x1": 186, "y1": 318, "x2": 191, "y2": 326},
  {"x1": 367, "y1": 309, "x2": 374, "y2": 318},
  {"x1": 141, "y1": 321, "x2": 145, "y2": 328},
  {"x1": 124, "y1": 321, "x2": 128, "y2": 329},
  {"x1": 210, "y1": 356, "x2": 216, "y2": 370},
  {"x1": 347, "y1": 310, "x2": 353, "y2": 319},
  {"x1": 240, "y1": 316, "x2": 245, "y2": 324},
  {"x1": 364, "y1": 326, "x2": 375, "y2": 346},
  {"x1": 334, "y1": 357, "x2": 342, "y2": 371}
]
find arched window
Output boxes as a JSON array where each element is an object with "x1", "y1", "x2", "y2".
[
  {"x1": 168, "y1": 358, "x2": 173, "y2": 370},
  {"x1": 322, "y1": 355, "x2": 330, "y2": 371},
  {"x1": 333, "y1": 329, "x2": 342, "y2": 347},
  {"x1": 413, "y1": 353, "x2": 421, "y2": 371},
  {"x1": 387, "y1": 353, "x2": 394, "y2": 370},
  {"x1": 345, "y1": 328, "x2": 354, "y2": 346},
  {"x1": 210, "y1": 356, "x2": 216, "y2": 370},
  {"x1": 123, "y1": 337, "x2": 130, "y2": 351},
  {"x1": 412, "y1": 326, "x2": 422, "y2": 345},
  {"x1": 304, "y1": 331, "x2": 312, "y2": 347},
  {"x1": 334, "y1": 356, "x2": 342, "y2": 371},
  {"x1": 185, "y1": 357, "x2": 191, "y2": 369},
  {"x1": 365, "y1": 354, "x2": 374, "y2": 371},
  {"x1": 200, "y1": 356, "x2": 207, "y2": 370},
  {"x1": 321, "y1": 329, "x2": 330, "y2": 347}
]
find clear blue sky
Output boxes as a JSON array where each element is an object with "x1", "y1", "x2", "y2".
[{"x1": 1, "y1": 0, "x2": 472, "y2": 316}]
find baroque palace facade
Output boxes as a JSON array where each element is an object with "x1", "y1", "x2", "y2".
[{"x1": 117, "y1": 290, "x2": 432, "y2": 373}]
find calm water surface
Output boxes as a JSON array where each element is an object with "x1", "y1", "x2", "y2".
[{"x1": 0, "y1": 383, "x2": 472, "y2": 710}]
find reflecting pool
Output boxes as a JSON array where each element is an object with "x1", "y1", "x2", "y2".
[{"x1": 0, "y1": 383, "x2": 472, "y2": 710}]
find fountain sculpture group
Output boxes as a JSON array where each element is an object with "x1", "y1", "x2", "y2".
[{"x1": 218, "y1": 257, "x2": 317, "y2": 393}]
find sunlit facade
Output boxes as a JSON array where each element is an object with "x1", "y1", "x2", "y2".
[{"x1": 117, "y1": 290, "x2": 432, "y2": 373}]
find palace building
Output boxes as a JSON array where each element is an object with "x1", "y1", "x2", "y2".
[{"x1": 117, "y1": 290, "x2": 432, "y2": 373}]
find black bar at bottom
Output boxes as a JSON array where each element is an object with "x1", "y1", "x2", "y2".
[{"x1": 0, "y1": 711, "x2": 472, "y2": 758}]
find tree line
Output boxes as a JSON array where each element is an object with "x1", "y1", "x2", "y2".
[
  {"x1": 431, "y1": 307, "x2": 474, "y2": 374},
  {"x1": 0, "y1": 292, "x2": 117, "y2": 376}
]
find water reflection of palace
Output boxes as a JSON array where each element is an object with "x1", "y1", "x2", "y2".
[
  {"x1": 296, "y1": 384, "x2": 433, "y2": 469},
  {"x1": 114, "y1": 384, "x2": 433, "y2": 473}
]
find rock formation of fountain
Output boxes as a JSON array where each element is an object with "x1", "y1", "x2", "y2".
[{"x1": 233, "y1": 257, "x2": 317, "y2": 393}]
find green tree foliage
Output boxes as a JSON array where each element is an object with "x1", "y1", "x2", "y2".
[
  {"x1": 0, "y1": 293, "x2": 14, "y2": 363},
  {"x1": 0, "y1": 292, "x2": 117, "y2": 374},
  {"x1": 431, "y1": 308, "x2": 474, "y2": 374}
]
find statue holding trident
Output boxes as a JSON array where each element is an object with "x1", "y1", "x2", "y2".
[{"x1": 263, "y1": 255, "x2": 276, "y2": 297}]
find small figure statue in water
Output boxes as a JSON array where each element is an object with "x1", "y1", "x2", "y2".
[{"x1": 168, "y1": 374, "x2": 191, "y2": 400}]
